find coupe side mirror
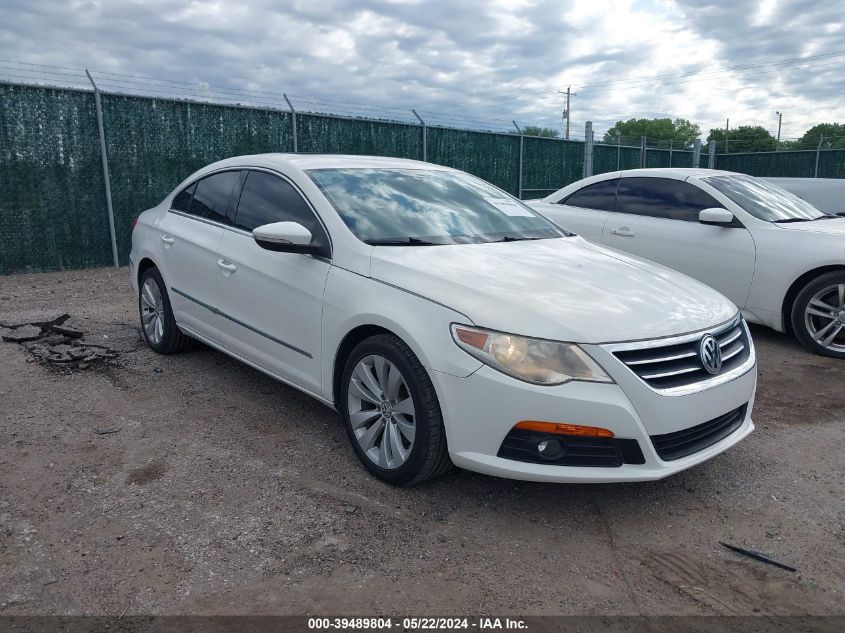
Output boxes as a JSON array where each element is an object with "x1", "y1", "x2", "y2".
[
  {"x1": 699, "y1": 207, "x2": 735, "y2": 226},
  {"x1": 253, "y1": 221, "x2": 317, "y2": 253}
]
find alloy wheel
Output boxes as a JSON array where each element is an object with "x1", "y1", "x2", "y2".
[
  {"x1": 347, "y1": 354, "x2": 416, "y2": 469},
  {"x1": 804, "y1": 282, "x2": 845, "y2": 352},
  {"x1": 140, "y1": 277, "x2": 165, "y2": 346}
]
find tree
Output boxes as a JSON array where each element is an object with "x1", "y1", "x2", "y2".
[
  {"x1": 521, "y1": 125, "x2": 560, "y2": 138},
  {"x1": 707, "y1": 125, "x2": 776, "y2": 153},
  {"x1": 602, "y1": 118, "x2": 700, "y2": 148},
  {"x1": 795, "y1": 123, "x2": 845, "y2": 149}
]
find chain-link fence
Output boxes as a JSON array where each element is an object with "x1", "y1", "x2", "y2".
[{"x1": 1, "y1": 79, "x2": 843, "y2": 274}]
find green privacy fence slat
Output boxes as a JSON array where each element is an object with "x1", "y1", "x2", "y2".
[
  {"x1": 4, "y1": 81, "x2": 845, "y2": 275},
  {"x1": 101, "y1": 94, "x2": 294, "y2": 264},
  {"x1": 427, "y1": 127, "x2": 520, "y2": 196},
  {"x1": 714, "y1": 151, "x2": 817, "y2": 177},
  {"x1": 521, "y1": 136, "x2": 583, "y2": 198},
  {"x1": 297, "y1": 114, "x2": 422, "y2": 158},
  {"x1": 818, "y1": 150, "x2": 845, "y2": 178},
  {"x1": 0, "y1": 84, "x2": 112, "y2": 273}
]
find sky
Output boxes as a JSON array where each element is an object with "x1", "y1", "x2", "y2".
[{"x1": 1, "y1": 0, "x2": 844, "y2": 142}]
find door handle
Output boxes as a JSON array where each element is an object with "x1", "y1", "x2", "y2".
[
  {"x1": 217, "y1": 259, "x2": 237, "y2": 274},
  {"x1": 611, "y1": 227, "x2": 636, "y2": 237},
  {"x1": 161, "y1": 235, "x2": 175, "y2": 245}
]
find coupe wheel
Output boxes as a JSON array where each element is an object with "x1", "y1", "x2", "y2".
[
  {"x1": 138, "y1": 267, "x2": 193, "y2": 354},
  {"x1": 792, "y1": 271, "x2": 845, "y2": 358},
  {"x1": 341, "y1": 334, "x2": 451, "y2": 485}
]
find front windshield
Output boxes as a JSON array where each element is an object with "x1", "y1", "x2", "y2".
[
  {"x1": 702, "y1": 174, "x2": 828, "y2": 222},
  {"x1": 308, "y1": 168, "x2": 565, "y2": 244}
]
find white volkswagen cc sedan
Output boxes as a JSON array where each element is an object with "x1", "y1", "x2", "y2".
[
  {"x1": 130, "y1": 155, "x2": 756, "y2": 486},
  {"x1": 529, "y1": 169, "x2": 845, "y2": 358}
]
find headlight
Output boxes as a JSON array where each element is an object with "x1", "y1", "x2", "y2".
[{"x1": 451, "y1": 324, "x2": 612, "y2": 386}]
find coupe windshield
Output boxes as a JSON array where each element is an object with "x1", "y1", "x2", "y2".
[
  {"x1": 308, "y1": 168, "x2": 565, "y2": 245},
  {"x1": 702, "y1": 174, "x2": 828, "y2": 222}
]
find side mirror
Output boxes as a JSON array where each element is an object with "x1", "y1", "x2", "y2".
[
  {"x1": 699, "y1": 207, "x2": 735, "y2": 226},
  {"x1": 253, "y1": 221, "x2": 316, "y2": 253}
]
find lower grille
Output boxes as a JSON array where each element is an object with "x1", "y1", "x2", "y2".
[
  {"x1": 498, "y1": 429, "x2": 645, "y2": 467},
  {"x1": 651, "y1": 404, "x2": 748, "y2": 461}
]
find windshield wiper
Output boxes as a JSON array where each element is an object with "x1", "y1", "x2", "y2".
[
  {"x1": 772, "y1": 217, "x2": 812, "y2": 223},
  {"x1": 491, "y1": 235, "x2": 545, "y2": 243},
  {"x1": 363, "y1": 237, "x2": 443, "y2": 246}
]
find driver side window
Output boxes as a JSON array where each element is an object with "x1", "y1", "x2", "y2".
[{"x1": 234, "y1": 171, "x2": 329, "y2": 249}]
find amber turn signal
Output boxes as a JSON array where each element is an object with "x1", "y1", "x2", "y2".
[{"x1": 514, "y1": 420, "x2": 614, "y2": 438}]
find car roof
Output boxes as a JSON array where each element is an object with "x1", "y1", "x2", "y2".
[
  {"x1": 197, "y1": 153, "x2": 451, "y2": 173},
  {"x1": 609, "y1": 168, "x2": 739, "y2": 179}
]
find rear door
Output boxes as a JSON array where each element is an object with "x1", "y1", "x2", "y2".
[
  {"x1": 156, "y1": 170, "x2": 240, "y2": 339},
  {"x1": 602, "y1": 176, "x2": 756, "y2": 308},
  {"x1": 531, "y1": 178, "x2": 619, "y2": 242},
  {"x1": 213, "y1": 169, "x2": 331, "y2": 393}
]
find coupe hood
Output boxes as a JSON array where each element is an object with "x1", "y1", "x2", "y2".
[{"x1": 369, "y1": 237, "x2": 737, "y2": 344}]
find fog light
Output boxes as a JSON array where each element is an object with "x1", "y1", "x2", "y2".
[{"x1": 537, "y1": 438, "x2": 563, "y2": 459}]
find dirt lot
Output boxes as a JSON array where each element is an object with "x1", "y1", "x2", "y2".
[{"x1": 1, "y1": 267, "x2": 843, "y2": 616}]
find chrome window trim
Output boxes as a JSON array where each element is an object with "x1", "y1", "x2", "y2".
[{"x1": 602, "y1": 316, "x2": 756, "y2": 397}]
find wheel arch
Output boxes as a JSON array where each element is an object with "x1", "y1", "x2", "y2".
[
  {"x1": 137, "y1": 257, "x2": 158, "y2": 285},
  {"x1": 782, "y1": 265, "x2": 845, "y2": 331},
  {"x1": 332, "y1": 324, "x2": 397, "y2": 408}
]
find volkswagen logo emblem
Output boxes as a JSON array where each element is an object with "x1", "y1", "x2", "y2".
[{"x1": 699, "y1": 334, "x2": 722, "y2": 375}]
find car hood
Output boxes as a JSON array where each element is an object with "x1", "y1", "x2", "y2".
[
  {"x1": 369, "y1": 237, "x2": 737, "y2": 344},
  {"x1": 774, "y1": 217, "x2": 845, "y2": 235}
]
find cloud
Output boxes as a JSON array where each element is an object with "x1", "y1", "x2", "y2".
[{"x1": 0, "y1": 0, "x2": 843, "y2": 140}]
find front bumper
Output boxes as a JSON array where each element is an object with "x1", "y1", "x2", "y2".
[{"x1": 430, "y1": 357, "x2": 756, "y2": 483}]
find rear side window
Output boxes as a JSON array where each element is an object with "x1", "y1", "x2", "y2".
[
  {"x1": 562, "y1": 179, "x2": 619, "y2": 211},
  {"x1": 171, "y1": 183, "x2": 195, "y2": 212},
  {"x1": 235, "y1": 170, "x2": 329, "y2": 244},
  {"x1": 189, "y1": 171, "x2": 239, "y2": 224},
  {"x1": 616, "y1": 177, "x2": 721, "y2": 221}
]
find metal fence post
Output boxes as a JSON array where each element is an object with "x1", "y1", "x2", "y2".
[
  {"x1": 283, "y1": 94, "x2": 298, "y2": 152},
  {"x1": 512, "y1": 121, "x2": 523, "y2": 199},
  {"x1": 692, "y1": 139, "x2": 701, "y2": 167},
  {"x1": 412, "y1": 109, "x2": 427, "y2": 162},
  {"x1": 85, "y1": 69, "x2": 119, "y2": 269},
  {"x1": 640, "y1": 136, "x2": 647, "y2": 168},
  {"x1": 815, "y1": 136, "x2": 824, "y2": 177},
  {"x1": 708, "y1": 140, "x2": 716, "y2": 169},
  {"x1": 616, "y1": 132, "x2": 621, "y2": 170},
  {"x1": 668, "y1": 139, "x2": 673, "y2": 167},
  {"x1": 584, "y1": 122, "x2": 594, "y2": 177}
]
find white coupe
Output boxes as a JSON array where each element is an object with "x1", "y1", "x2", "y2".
[
  {"x1": 530, "y1": 169, "x2": 845, "y2": 358},
  {"x1": 130, "y1": 155, "x2": 756, "y2": 485}
]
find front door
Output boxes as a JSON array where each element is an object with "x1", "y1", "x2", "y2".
[
  {"x1": 602, "y1": 176, "x2": 756, "y2": 309},
  {"x1": 213, "y1": 170, "x2": 331, "y2": 394}
]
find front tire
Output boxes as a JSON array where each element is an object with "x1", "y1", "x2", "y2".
[
  {"x1": 138, "y1": 267, "x2": 193, "y2": 354},
  {"x1": 340, "y1": 334, "x2": 451, "y2": 486},
  {"x1": 791, "y1": 271, "x2": 845, "y2": 358}
]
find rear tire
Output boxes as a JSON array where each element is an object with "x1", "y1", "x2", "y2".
[
  {"x1": 340, "y1": 334, "x2": 452, "y2": 486},
  {"x1": 791, "y1": 271, "x2": 845, "y2": 358},
  {"x1": 138, "y1": 267, "x2": 194, "y2": 354}
]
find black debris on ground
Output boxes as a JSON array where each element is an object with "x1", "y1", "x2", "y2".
[{"x1": 0, "y1": 310, "x2": 123, "y2": 371}]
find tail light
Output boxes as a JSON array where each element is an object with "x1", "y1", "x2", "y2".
[{"x1": 130, "y1": 217, "x2": 139, "y2": 231}]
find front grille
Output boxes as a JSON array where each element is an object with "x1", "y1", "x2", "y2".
[
  {"x1": 611, "y1": 318, "x2": 751, "y2": 392},
  {"x1": 651, "y1": 404, "x2": 747, "y2": 461},
  {"x1": 498, "y1": 429, "x2": 645, "y2": 467}
]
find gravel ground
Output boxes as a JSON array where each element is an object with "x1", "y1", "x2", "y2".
[{"x1": 0, "y1": 266, "x2": 843, "y2": 616}]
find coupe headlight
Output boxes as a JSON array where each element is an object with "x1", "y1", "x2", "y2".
[{"x1": 451, "y1": 324, "x2": 612, "y2": 386}]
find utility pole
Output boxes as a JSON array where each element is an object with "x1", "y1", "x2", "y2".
[
  {"x1": 725, "y1": 118, "x2": 729, "y2": 153},
  {"x1": 558, "y1": 86, "x2": 576, "y2": 140},
  {"x1": 775, "y1": 111, "x2": 783, "y2": 150}
]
